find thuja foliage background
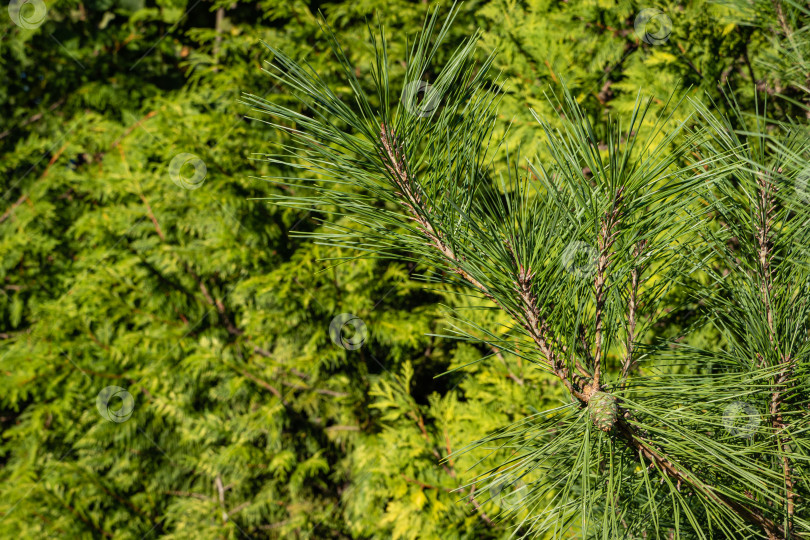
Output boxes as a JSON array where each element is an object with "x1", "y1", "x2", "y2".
[{"x1": 1, "y1": 0, "x2": 807, "y2": 539}]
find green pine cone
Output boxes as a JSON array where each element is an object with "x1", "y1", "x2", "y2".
[{"x1": 589, "y1": 391, "x2": 618, "y2": 432}]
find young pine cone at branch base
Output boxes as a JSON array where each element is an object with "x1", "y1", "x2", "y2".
[{"x1": 589, "y1": 391, "x2": 618, "y2": 432}]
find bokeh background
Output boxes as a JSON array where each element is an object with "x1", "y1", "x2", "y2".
[{"x1": 1, "y1": 0, "x2": 805, "y2": 538}]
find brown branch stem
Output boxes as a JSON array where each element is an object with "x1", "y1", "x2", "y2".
[
  {"x1": 593, "y1": 187, "x2": 624, "y2": 389},
  {"x1": 616, "y1": 417, "x2": 784, "y2": 537},
  {"x1": 757, "y1": 171, "x2": 795, "y2": 535},
  {"x1": 620, "y1": 239, "x2": 646, "y2": 387}
]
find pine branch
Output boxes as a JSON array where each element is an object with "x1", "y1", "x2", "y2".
[
  {"x1": 379, "y1": 125, "x2": 495, "y2": 305},
  {"x1": 756, "y1": 171, "x2": 777, "y2": 343},
  {"x1": 249, "y1": 13, "x2": 808, "y2": 536},
  {"x1": 592, "y1": 186, "x2": 624, "y2": 389},
  {"x1": 617, "y1": 418, "x2": 785, "y2": 538},
  {"x1": 378, "y1": 118, "x2": 788, "y2": 536},
  {"x1": 620, "y1": 239, "x2": 647, "y2": 387},
  {"x1": 506, "y1": 238, "x2": 588, "y2": 380},
  {"x1": 756, "y1": 169, "x2": 796, "y2": 536},
  {"x1": 467, "y1": 484, "x2": 494, "y2": 526},
  {"x1": 770, "y1": 359, "x2": 796, "y2": 538},
  {"x1": 379, "y1": 124, "x2": 583, "y2": 401}
]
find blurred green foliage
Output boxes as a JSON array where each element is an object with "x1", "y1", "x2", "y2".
[{"x1": 1, "y1": 0, "x2": 806, "y2": 538}]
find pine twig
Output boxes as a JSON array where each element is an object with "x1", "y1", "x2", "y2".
[
  {"x1": 757, "y1": 172, "x2": 776, "y2": 342},
  {"x1": 506, "y1": 238, "x2": 587, "y2": 380},
  {"x1": 468, "y1": 484, "x2": 494, "y2": 526},
  {"x1": 770, "y1": 359, "x2": 796, "y2": 536},
  {"x1": 380, "y1": 125, "x2": 493, "y2": 301},
  {"x1": 617, "y1": 418, "x2": 784, "y2": 538},
  {"x1": 380, "y1": 125, "x2": 581, "y2": 397},
  {"x1": 593, "y1": 186, "x2": 624, "y2": 389},
  {"x1": 756, "y1": 170, "x2": 796, "y2": 535},
  {"x1": 620, "y1": 239, "x2": 647, "y2": 387}
]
